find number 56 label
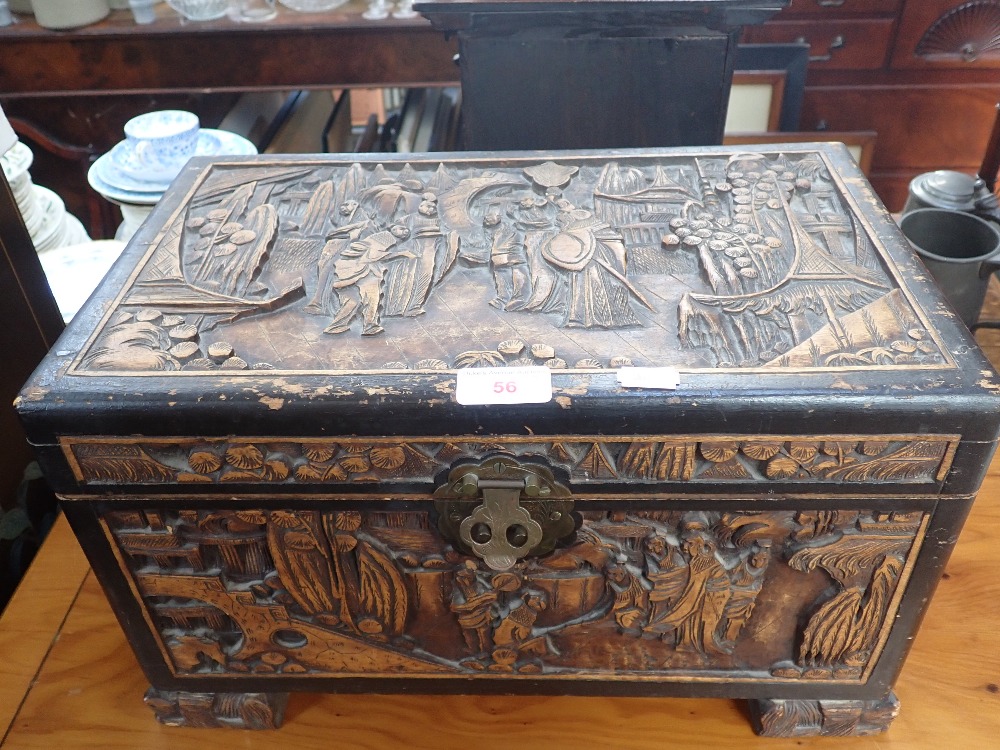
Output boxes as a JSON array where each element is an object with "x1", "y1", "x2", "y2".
[{"x1": 456, "y1": 366, "x2": 553, "y2": 405}]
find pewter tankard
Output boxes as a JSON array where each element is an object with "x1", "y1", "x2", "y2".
[{"x1": 899, "y1": 207, "x2": 1000, "y2": 328}]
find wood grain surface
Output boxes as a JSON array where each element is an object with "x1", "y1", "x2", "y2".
[{"x1": 3, "y1": 300, "x2": 1000, "y2": 750}]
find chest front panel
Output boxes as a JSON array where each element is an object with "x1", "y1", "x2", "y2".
[{"x1": 91, "y1": 495, "x2": 929, "y2": 689}]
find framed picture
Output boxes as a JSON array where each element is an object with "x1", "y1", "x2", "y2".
[
  {"x1": 726, "y1": 70, "x2": 787, "y2": 134},
  {"x1": 727, "y1": 44, "x2": 811, "y2": 133}
]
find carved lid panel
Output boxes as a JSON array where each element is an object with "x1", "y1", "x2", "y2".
[
  {"x1": 19, "y1": 145, "x2": 1000, "y2": 494},
  {"x1": 66, "y1": 146, "x2": 959, "y2": 376}
]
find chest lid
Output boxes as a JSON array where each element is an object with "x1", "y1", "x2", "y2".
[{"x1": 17, "y1": 144, "x2": 1000, "y2": 447}]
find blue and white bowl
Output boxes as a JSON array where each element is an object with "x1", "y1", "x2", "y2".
[{"x1": 89, "y1": 129, "x2": 258, "y2": 206}]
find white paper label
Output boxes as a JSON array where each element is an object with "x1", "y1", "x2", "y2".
[
  {"x1": 456, "y1": 366, "x2": 553, "y2": 406},
  {"x1": 617, "y1": 367, "x2": 681, "y2": 389}
]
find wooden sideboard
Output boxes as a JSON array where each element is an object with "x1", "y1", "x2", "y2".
[
  {"x1": 0, "y1": 4, "x2": 459, "y2": 237},
  {"x1": 743, "y1": 0, "x2": 1000, "y2": 211}
]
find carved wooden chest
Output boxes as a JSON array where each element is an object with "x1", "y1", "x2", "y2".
[{"x1": 17, "y1": 145, "x2": 1000, "y2": 736}]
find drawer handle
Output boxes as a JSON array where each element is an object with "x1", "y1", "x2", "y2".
[
  {"x1": 816, "y1": 0, "x2": 845, "y2": 6},
  {"x1": 796, "y1": 34, "x2": 846, "y2": 62}
]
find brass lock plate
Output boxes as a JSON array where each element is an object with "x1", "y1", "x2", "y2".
[{"x1": 433, "y1": 456, "x2": 576, "y2": 570}]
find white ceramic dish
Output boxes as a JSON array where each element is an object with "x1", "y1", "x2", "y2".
[
  {"x1": 31, "y1": 0, "x2": 109, "y2": 30},
  {"x1": 30, "y1": 186, "x2": 68, "y2": 251},
  {"x1": 278, "y1": 0, "x2": 346, "y2": 10},
  {"x1": 103, "y1": 130, "x2": 222, "y2": 191},
  {"x1": 166, "y1": 0, "x2": 228, "y2": 20},
  {"x1": 88, "y1": 129, "x2": 257, "y2": 205},
  {"x1": 1, "y1": 141, "x2": 33, "y2": 184}
]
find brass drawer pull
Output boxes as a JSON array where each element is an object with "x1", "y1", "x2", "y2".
[
  {"x1": 796, "y1": 34, "x2": 846, "y2": 62},
  {"x1": 434, "y1": 456, "x2": 576, "y2": 571}
]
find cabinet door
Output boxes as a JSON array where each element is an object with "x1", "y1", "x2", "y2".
[{"x1": 892, "y1": 0, "x2": 1000, "y2": 69}]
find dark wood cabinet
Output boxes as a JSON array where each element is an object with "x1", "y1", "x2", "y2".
[
  {"x1": 0, "y1": 7, "x2": 460, "y2": 239},
  {"x1": 419, "y1": 0, "x2": 784, "y2": 151},
  {"x1": 745, "y1": 0, "x2": 1000, "y2": 210}
]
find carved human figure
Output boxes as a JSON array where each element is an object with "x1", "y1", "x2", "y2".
[
  {"x1": 643, "y1": 533, "x2": 687, "y2": 627},
  {"x1": 304, "y1": 200, "x2": 369, "y2": 314},
  {"x1": 493, "y1": 591, "x2": 547, "y2": 647},
  {"x1": 645, "y1": 531, "x2": 732, "y2": 654},
  {"x1": 449, "y1": 564, "x2": 498, "y2": 655},
  {"x1": 721, "y1": 542, "x2": 771, "y2": 645},
  {"x1": 605, "y1": 555, "x2": 650, "y2": 635},
  {"x1": 509, "y1": 195, "x2": 561, "y2": 311},
  {"x1": 323, "y1": 225, "x2": 413, "y2": 335},
  {"x1": 382, "y1": 194, "x2": 454, "y2": 317},
  {"x1": 536, "y1": 202, "x2": 646, "y2": 327},
  {"x1": 484, "y1": 210, "x2": 532, "y2": 310}
]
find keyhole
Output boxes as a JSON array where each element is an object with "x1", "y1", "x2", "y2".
[
  {"x1": 471, "y1": 522, "x2": 492, "y2": 544},
  {"x1": 506, "y1": 524, "x2": 529, "y2": 547}
]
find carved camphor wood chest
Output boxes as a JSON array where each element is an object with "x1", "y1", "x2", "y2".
[{"x1": 17, "y1": 145, "x2": 1000, "y2": 736}]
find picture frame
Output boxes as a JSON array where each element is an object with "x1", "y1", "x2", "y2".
[
  {"x1": 729, "y1": 43, "x2": 811, "y2": 133},
  {"x1": 726, "y1": 70, "x2": 787, "y2": 134}
]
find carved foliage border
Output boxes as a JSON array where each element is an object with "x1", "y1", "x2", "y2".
[{"x1": 62, "y1": 434, "x2": 960, "y2": 487}]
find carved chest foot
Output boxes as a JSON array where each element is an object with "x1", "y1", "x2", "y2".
[
  {"x1": 144, "y1": 687, "x2": 288, "y2": 730},
  {"x1": 749, "y1": 692, "x2": 900, "y2": 737}
]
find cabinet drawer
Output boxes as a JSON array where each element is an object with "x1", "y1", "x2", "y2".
[
  {"x1": 800, "y1": 85, "x2": 1000, "y2": 171},
  {"x1": 892, "y1": 0, "x2": 1000, "y2": 70},
  {"x1": 743, "y1": 19, "x2": 894, "y2": 69},
  {"x1": 781, "y1": 0, "x2": 901, "y2": 17}
]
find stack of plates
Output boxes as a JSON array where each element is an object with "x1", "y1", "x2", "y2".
[
  {"x1": 37, "y1": 240, "x2": 128, "y2": 323},
  {"x1": 88, "y1": 128, "x2": 257, "y2": 207},
  {"x1": 1, "y1": 141, "x2": 91, "y2": 252}
]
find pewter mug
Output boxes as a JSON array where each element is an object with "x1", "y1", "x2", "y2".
[{"x1": 899, "y1": 207, "x2": 1000, "y2": 328}]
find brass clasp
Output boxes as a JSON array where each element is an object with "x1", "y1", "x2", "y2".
[{"x1": 434, "y1": 456, "x2": 575, "y2": 571}]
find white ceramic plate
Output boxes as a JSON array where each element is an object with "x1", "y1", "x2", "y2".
[
  {"x1": 1, "y1": 141, "x2": 33, "y2": 184},
  {"x1": 91, "y1": 129, "x2": 256, "y2": 199},
  {"x1": 37, "y1": 240, "x2": 127, "y2": 323},
  {"x1": 104, "y1": 130, "x2": 222, "y2": 189},
  {"x1": 31, "y1": 186, "x2": 67, "y2": 251}
]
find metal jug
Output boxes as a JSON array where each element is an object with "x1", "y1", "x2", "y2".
[{"x1": 899, "y1": 208, "x2": 1000, "y2": 328}]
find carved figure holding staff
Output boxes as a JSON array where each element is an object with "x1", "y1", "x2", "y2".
[
  {"x1": 323, "y1": 224, "x2": 414, "y2": 336},
  {"x1": 304, "y1": 200, "x2": 371, "y2": 315}
]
